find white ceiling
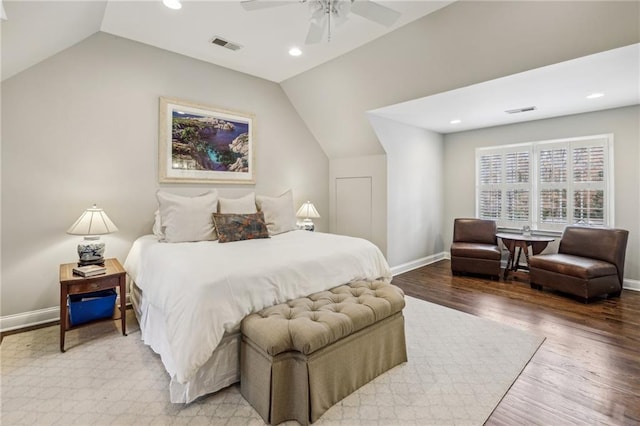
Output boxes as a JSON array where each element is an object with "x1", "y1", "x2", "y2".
[
  {"x1": 370, "y1": 43, "x2": 640, "y2": 134},
  {"x1": 2, "y1": 1, "x2": 638, "y2": 135},
  {"x1": 1, "y1": 0, "x2": 452, "y2": 83}
]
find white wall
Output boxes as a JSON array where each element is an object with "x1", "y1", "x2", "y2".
[
  {"x1": 1, "y1": 32, "x2": 329, "y2": 322},
  {"x1": 368, "y1": 115, "x2": 444, "y2": 268},
  {"x1": 443, "y1": 106, "x2": 640, "y2": 283}
]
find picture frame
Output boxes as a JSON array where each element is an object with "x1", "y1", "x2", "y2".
[{"x1": 158, "y1": 97, "x2": 255, "y2": 184}]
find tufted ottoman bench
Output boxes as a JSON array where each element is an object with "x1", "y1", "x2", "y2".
[{"x1": 240, "y1": 280, "x2": 407, "y2": 425}]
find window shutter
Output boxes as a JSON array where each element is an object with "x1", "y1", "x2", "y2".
[
  {"x1": 477, "y1": 152, "x2": 502, "y2": 220},
  {"x1": 505, "y1": 151, "x2": 530, "y2": 222},
  {"x1": 539, "y1": 189, "x2": 567, "y2": 223},
  {"x1": 479, "y1": 154, "x2": 501, "y2": 184},
  {"x1": 572, "y1": 145, "x2": 606, "y2": 225},
  {"x1": 506, "y1": 190, "x2": 529, "y2": 221},
  {"x1": 479, "y1": 190, "x2": 501, "y2": 219},
  {"x1": 539, "y1": 148, "x2": 567, "y2": 183},
  {"x1": 538, "y1": 147, "x2": 568, "y2": 225},
  {"x1": 573, "y1": 190, "x2": 604, "y2": 225},
  {"x1": 573, "y1": 146, "x2": 604, "y2": 182},
  {"x1": 505, "y1": 151, "x2": 529, "y2": 183}
]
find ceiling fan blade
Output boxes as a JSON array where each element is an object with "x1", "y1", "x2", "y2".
[
  {"x1": 305, "y1": 21, "x2": 325, "y2": 44},
  {"x1": 350, "y1": 0, "x2": 400, "y2": 27},
  {"x1": 240, "y1": 0, "x2": 291, "y2": 11},
  {"x1": 310, "y1": 6, "x2": 324, "y2": 19}
]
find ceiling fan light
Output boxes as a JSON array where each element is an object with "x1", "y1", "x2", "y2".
[{"x1": 163, "y1": 0, "x2": 182, "y2": 10}]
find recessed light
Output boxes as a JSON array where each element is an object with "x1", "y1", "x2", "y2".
[
  {"x1": 586, "y1": 93, "x2": 604, "y2": 99},
  {"x1": 450, "y1": 119, "x2": 462, "y2": 124},
  {"x1": 289, "y1": 47, "x2": 302, "y2": 57},
  {"x1": 163, "y1": 0, "x2": 182, "y2": 10}
]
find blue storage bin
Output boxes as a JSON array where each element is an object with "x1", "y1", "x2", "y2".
[{"x1": 68, "y1": 289, "x2": 117, "y2": 326}]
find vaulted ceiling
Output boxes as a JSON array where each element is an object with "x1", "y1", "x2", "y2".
[
  {"x1": 1, "y1": 0, "x2": 452, "y2": 82},
  {"x1": 2, "y1": 1, "x2": 639, "y2": 159}
]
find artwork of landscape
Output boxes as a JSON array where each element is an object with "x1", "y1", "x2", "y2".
[
  {"x1": 159, "y1": 98, "x2": 254, "y2": 184},
  {"x1": 171, "y1": 111, "x2": 249, "y2": 173}
]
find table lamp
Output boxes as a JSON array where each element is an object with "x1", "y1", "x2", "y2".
[
  {"x1": 296, "y1": 201, "x2": 320, "y2": 231},
  {"x1": 66, "y1": 204, "x2": 118, "y2": 266}
]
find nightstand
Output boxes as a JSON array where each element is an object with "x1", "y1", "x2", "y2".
[{"x1": 59, "y1": 258, "x2": 127, "y2": 352}]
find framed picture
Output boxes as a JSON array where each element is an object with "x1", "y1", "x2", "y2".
[{"x1": 158, "y1": 97, "x2": 255, "y2": 184}]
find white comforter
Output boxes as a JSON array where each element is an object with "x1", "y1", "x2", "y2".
[{"x1": 124, "y1": 230, "x2": 391, "y2": 384}]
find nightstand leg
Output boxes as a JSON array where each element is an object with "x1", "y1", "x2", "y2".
[
  {"x1": 60, "y1": 287, "x2": 67, "y2": 352},
  {"x1": 120, "y1": 276, "x2": 127, "y2": 336}
]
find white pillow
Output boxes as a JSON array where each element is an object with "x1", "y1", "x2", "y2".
[
  {"x1": 218, "y1": 192, "x2": 257, "y2": 214},
  {"x1": 152, "y1": 209, "x2": 164, "y2": 239},
  {"x1": 156, "y1": 190, "x2": 218, "y2": 243},
  {"x1": 256, "y1": 190, "x2": 297, "y2": 235}
]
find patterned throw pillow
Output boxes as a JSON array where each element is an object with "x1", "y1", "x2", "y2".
[{"x1": 213, "y1": 212, "x2": 270, "y2": 243}]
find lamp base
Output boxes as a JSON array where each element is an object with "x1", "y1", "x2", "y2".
[
  {"x1": 298, "y1": 219, "x2": 315, "y2": 232},
  {"x1": 77, "y1": 258, "x2": 105, "y2": 267},
  {"x1": 77, "y1": 238, "x2": 106, "y2": 266}
]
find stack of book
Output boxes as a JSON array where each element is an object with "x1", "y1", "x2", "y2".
[{"x1": 72, "y1": 264, "x2": 107, "y2": 277}]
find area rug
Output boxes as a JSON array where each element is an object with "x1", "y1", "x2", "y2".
[{"x1": 0, "y1": 296, "x2": 544, "y2": 425}]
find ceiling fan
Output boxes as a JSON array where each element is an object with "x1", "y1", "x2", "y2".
[{"x1": 240, "y1": 0, "x2": 401, "y2": 44}]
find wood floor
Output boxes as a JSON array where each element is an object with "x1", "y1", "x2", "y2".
[{"x1": 392, "y1": 260, "x2": 640, "y2": 426}]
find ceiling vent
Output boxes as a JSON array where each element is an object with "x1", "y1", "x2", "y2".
[
  {"x1": 210, "y1": 37, "x2": 242, "y2": 51},
  {"x1": 505, "y1": 106, "x2": 537, "y2": 114}
]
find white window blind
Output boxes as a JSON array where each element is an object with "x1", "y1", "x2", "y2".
[
  {"x1": 505, "y1": 151, "x2": 530, "y2": 222},
  {"x1": 478, "y1": 153, "x2": 502, "y2": 220},
  {"x1": 538, "y1": 146, "x2": 568, "y2": 225},
  {"x1": 572, "y1": 145, "x2": 605, "y2": 226},
  {"x1": 476, "y1": 134, "x2": 612, "y2": 231},
  {"x1": 477, "y1": 146, "x2": 531, "y2": 227}
]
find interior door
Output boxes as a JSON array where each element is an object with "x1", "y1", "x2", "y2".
[{"x1": 335, "y1": 176, "x2": 372, "y2": 241}]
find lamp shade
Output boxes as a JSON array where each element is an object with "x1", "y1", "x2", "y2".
[
  {"x1": 296, "y1": 201, "x2": 320, "y2": 219},
  {"x1": 67, "y1": 204, "x2": 118, "y2": 236}
]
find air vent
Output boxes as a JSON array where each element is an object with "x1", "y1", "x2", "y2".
[
  {"x1": 505, "y1": 106, "x2": 537, "y2": 114},
  {"x1": 210, "y1": 37, "x2": 242, "y2": 51}
]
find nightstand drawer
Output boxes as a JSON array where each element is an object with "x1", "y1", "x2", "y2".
[{"x1": 67, "y1": 276, "x2": 120, "y2": 294}]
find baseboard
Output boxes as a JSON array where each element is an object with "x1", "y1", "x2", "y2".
[
  {"x1": 623, "y1": 278, "x2": 640, "y2": 292},
  {"x1": 0, "y1": 306, "x2": 60, "y2": 332},
  {"x1": 390, "y1": 252, "x2": 448, "y2": 276},
  {"x1": 0, "y1": 295, "x2": 131, "y2": 333}
]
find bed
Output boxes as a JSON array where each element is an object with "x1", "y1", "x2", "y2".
[{"x1": 124, "y1": 229, "x2": 391, "y2": 403}]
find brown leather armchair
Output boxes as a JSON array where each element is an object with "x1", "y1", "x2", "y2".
[
  {"x1": 529, "y1": 226, "x2": 629, "y2": 303},
  {"x1": 450, "y1": 218, "x2": 501, "y2": 279}
]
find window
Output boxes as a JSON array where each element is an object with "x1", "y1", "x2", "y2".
[{"x1": 476, "y1": 135, "x2": 613, "y2": 232}]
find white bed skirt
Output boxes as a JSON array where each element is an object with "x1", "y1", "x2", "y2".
[{"x1": 130, "y1": 280, "x2": 241, "y2": 403}]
